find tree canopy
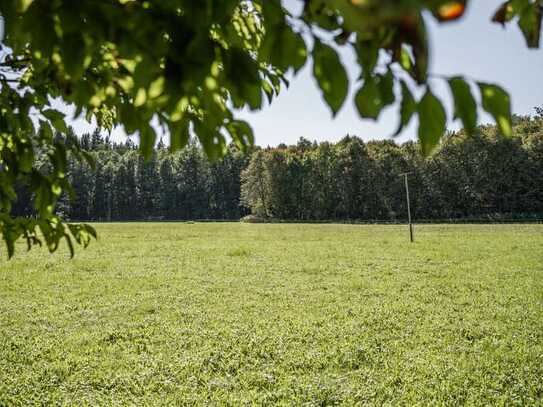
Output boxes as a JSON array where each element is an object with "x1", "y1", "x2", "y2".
[{"x1": 0, "y1": 0, "x2": 541, "y2": 257}]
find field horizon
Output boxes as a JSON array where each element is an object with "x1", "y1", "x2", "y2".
[{"x1": 1, "y1": 223, "x2": 542, "y2": 404}]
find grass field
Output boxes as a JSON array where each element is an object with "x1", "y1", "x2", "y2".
[{"x1": 1, "y1": 223, "x2": 542, "y2": 405}]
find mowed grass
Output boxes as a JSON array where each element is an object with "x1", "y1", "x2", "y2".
[{"x1": 1, "y1": 223, "x2": 542, "y2": 405}]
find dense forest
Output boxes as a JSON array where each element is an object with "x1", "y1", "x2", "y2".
[
  {"x1": 11, "y1": 114, "x2": 543, "y2": 222},
  {"x1": 12, "y1": 131, "x2": 250, "y2": 221},
  {"x1": 242, "y1": 115, "x2": 543, "y2": 221}
]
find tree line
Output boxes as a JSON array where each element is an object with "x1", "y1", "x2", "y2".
[
  {"x1": 242, "y1": 115, "x2": 543, "y2": 221},
  {"x1": 12, "y1": 130, "x2": 250, "y2": 221},
  {"x1": 11, "y1": 114, "x2": 543, "y2": 222}
]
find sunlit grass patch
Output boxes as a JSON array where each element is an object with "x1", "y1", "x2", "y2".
[{"x1": 0, "y1": 223, "x2": 542, "y2": 405}]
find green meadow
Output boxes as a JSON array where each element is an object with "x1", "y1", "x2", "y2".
[{"x1": 1, "y1": 223, "x2": 542, "y2": 405}]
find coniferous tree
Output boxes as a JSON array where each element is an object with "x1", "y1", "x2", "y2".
[{"x1": 158, "y1": 156, "x2": 177, "y2": 219}]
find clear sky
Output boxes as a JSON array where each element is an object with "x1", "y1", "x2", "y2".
[{"x1": 72, "y1": 0, "x2": 542, "y2": 146}]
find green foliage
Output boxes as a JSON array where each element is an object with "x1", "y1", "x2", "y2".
[
  {"x1": 418, "y1": 89, "x2": 447, "y2": 155},
  {"x1": 312, "y1": 40, "x2": 349, "y2": 116},
  {"x1": 355, "y1": 78, "x2": 382, "y2": 119},
  {"x1": 478, "y1": 83, "x2": 513, "y2": 137},
  {"x1": 448, "y1": 77, "x2": 478, "y2": 136},
  {"x1": 393, "y1": 80, "x2": 417, "y2": 137},
  {"x1": 226, "y1": 120, "x2": 254, "y2": 153},
  {"x1": 355, "y1": 71, "x2": 395, "y2": 120},
  {"x1": 493, "y1": 0, "x2": 542, "y2": 48},
  {"x1": 259, "y1": 16, "x2": 307, "y2": 73},
  {"x1": 0, "y1": 0, "x2": 541, "y2": 256},
  {"x1": 1, "y1": 223, "x2": 542, "y2": 403}
]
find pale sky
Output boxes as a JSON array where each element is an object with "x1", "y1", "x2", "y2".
[{"x1": 69, "y1": 0, "x2": 542, "y2": 146}]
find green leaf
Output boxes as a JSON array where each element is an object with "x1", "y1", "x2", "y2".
[
  {"x1": 418, "y1": 89, "x2": 447, "y2": 156},
  {"x1": 377, "y1": 70, "x2": 395, "y2": 106},
  {"x1": 16, "y1": 0, "x2": 34, "y2": 13},
  {"x1": 119, "y1": 104, "x2": 142, "y2": 134},
  {"x1": 169, "y1": 119, "x2": 190, "y2": 152},
  {"x1": 139, "y1": 125, "x2": 157, "y2": 160},
  {"x1": 355, "y1": 40, "x2": 378, "y2": 78},
  {"x1": 399, "y1": 47, "x2": 413, "y2": 73},
  {"x1": 492, "y1": 2, "x2": 511, "y2": 24},
  {"x1": 134, "y1": 88, "x2": 147, "y2": 107},
  {"x1": 83, "y1": 224, "x2": 97, "y2": 240},
  {"x1": 42, "y1": 109, "x2": 65, "y2": 123},
  {"x1": 51, "y1": 119, "x2": 68, "y2": 135},
  {"x1": 478, "y1": 82, "x2": 512, "y2": 137},
  {"x1": 193, "y1": 120, "x2": 226, "y2": 160},
  {"x1": 261, "y1": 79, "x2": 274, "y2": 104},
  {"x1": 65, "y1": 233, "x2": 75, "y2": 258},
  {"x1": 312, "y1": 40, "x2": 349, "y2": 116},
  {"x1": 448, "y1": 77, "x2": 478, "y2": 135},
  {"x1": 226, "y1": 120, "x2": 254, "y2": 152},
  {"x1": 228, "y1": 49, "x2": 263, "y2": 111},
  {"x1": 34, "y1": 182, "x2": 53, "y2": 217},
  {"x1": 5, "y1": 234, "x2": 15, "y2": 259},
  {"x1": 148, "y1": 76, "x2": 165, "y2": 99},
  {"x1": 286, "y1": 29, "x2": 308, "y2": 73},
  {"x1": 62, "y1": 33, "x2": 87, "y2": 79},
  {"x1": 42, "y1": 109, "x2": 68, "y2": 134},
  {"x1": 0, "y1": 218, "x2": 16, "y2": 259},
  {"x1": 303, "y1": 0, "x2": 341, "y2": 31},
  {"x1": 18, "y1": 144, "x2": 34, "y2": 173},
  {"x1": 260, "y1": 25, "x2": 307, "y2": 73},
  {"x1": 393, "y1": 80, "x2": 417, "y2": 137},
  {"x1": 39, "y1": 120, "x2": 54, "y2": 141},
  {"x1": 492, "y1": 0, "x2": 530, "y2": 25},
  {"x1": 50, "y1": 143, "x2": 68, "y2": 177},
  {"x1": 261, "y1": 0, "x2": 285, "y2": 28},
  {"x1": 408, "y1": 15, "x2": 429, "y2": 84},
  {"x1": 68, "y1": 223, "x2": 97, "y2": 248},
  {"x1": 354, "y1": 71, "x2": 395, "y2": 120},
  {"x1": 355, "y1": 77, "x2": 383, "y2": 119},
  {"x1": 241, "y1": 83, "x2": 263, "y2": 111},
  {"x1": 518, "y1": 2, "x2": 542, "y2": 48}
]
